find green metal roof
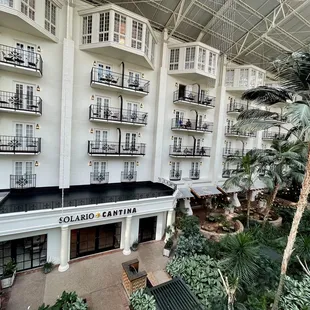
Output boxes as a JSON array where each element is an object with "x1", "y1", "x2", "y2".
[{"x1": 147, "y1": 277, "x2": 204, "y2": 310}]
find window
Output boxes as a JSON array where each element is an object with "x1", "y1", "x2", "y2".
[
  {"x1": 208, "y1": 52, "x2": 217, "y2": 75},
  {"x1": 97, "y1": 63, "x2": 112, "y2": 80},
  {"x1": 93, "y1": 162, "x2": 107, "y2": 174},
  {"x1": 114, "y1": 13, "x2": 126, "y2": 44},
  {"x1": 250, "y1": 69, "x2": 256, "y2": 88},
  {"x1": 99, "y1": 12, "x2": 109, "y2": 42},
  {"x1": 82, "y1": 15, "x2": 92, "y2": 44},
  {"x1": 185, "y1": 47, "x2": 195, "y2": 69},
  {"x1": 239, "y1": 69, "x2": 249, "y2": 87},
  {"x1": 95, "y1": 96, "x2": 110, "y2": 118},
  {"x1": 125, "y1": 133, "x2": 136, "y2": 150},
  {"x1": 0, "y1": 0, "x2": 13, "y2": 7},
  {"x1": 169, "y1": 48, "x2": 179, "y2": 70},
  {"x1": 151, "y1": 38, "x2": 155, "y2": 64},
  {"x1": 128, "y1": 71, "x2": 141, "y2": 88},
  {"x1": 144, "y1": 28, "x2": 150, "y2": 57},
  {"x1": 45, "y1": 0, "x2": 56, "y2": 35},
  {"x1": 21, "y1": 0, "x2": 35, "y2": 20},
  {"x1": 15, "y1": 83, "x2": 35, "y2": 110},
  {"x1": 171, "y1": 162, "x2": 181, "y2": 179},
  {"x1": 131, "y1": 20, "x2": 143, "y2": 50},
  {"x1": 198, "y1": 48, "x2": 206, "y2": 71},
  {"x1": 257, "y1": 72, "x2": 264, "y2": 86},
  {"x1": 225, "y1": 69, "x2": 235, "y2": 87}
]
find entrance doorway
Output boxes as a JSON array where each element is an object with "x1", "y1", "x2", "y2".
[
  {"x1": 138, "y1": 216, "x2": 157, "y2": 243},
  {"x1": 70, "y1": 223, "x2": 122, "y2": 259}
]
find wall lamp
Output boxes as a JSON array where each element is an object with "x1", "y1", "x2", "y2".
[
  {"x1": 88, "y1": 161, "x2": 92, "y2": 166},
  {"x1": 36, "y1": 124, "x2": 40, "y2": 130},
  {"x1": 36, "y1": 85, "x2": 40, "y2": 92},
  {"x1": 35, "y1": 161, "x2": 39, "y2": 167},
  {"x1": 90, "y1": 128, "x2": 94, "y2": 134}
]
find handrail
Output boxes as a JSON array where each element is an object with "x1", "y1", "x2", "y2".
[{"x1": 0, "y1": 136, "x2": 41, "y2": 153}]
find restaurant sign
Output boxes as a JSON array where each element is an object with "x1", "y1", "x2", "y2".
[{"x1": 59, "y1": 207, "x2": 137, "y2": 224}]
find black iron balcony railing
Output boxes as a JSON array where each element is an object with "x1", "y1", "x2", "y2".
[
  {"x1": 225, "y1": 127, "x2": 256, "y2": 137},
  {"x1": 189, "y1": 169, "x2": 200, "y2": 180},
  {"x1": 88, "y1": 141, "x2": 146, "y2": 156},
  {"x1": 264, "y1": 114, "x2": 287, "y2": 123},
  {"x1": 0, "y1": 136, "x2": 41, "y2": 153},
  {"x1": 170, "y1": 170, "x2": 182, "y2": 181},
  {"x1": 227, "y1": 101, "x2": 247, "y2": 113},
  {"x1": 89, "y1": 105, "x2": 148, "y2": 125},
  {"x1": 171, "y1": 118, "x2": 213, "y2": 133},
  {"x1": 90, "y1": 172, "x2": 109, "y2": 184},
  {"x1": 91, "y1": 68, "x2": 150, "y2": 94},
  {"x1": 262, "y1": 131, "x2": 286, "y2": 140},
  {"x1": 173, "y1": 90, "x2": 215, "y2": 107},
  {"x1": 10, "y1": 174, "x2": 36, "y2": 189},
  {"x1": 223, "y1": 148, "x2": 250, "y2": 157},
  {"x1": 0, "y1": 44, "x2": 43, "y2": 75},
  {"x1": 0, "y1": 91, "x2": 42, "y2": 114},
  {"x1": 169, "y1": 145, "x2": 211, "y2": 157},
  {"x1": 121, "y1": 171, "x2": 137, "y2": 182},
  {"x1": 222, "y1": 168, "x2": 243, "y2": 178}
]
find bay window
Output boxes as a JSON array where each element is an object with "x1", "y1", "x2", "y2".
[
  {"x1": 198, "y1": 48, "x2": 206, "y2": 71},
  {"x1": 82, "y1": 15, "x2": 92, "y2": 44},
  {"x1": 114, "y1": 13, "x2": 126, "y2": 44},
  {"x1": 225, "y1": 69, "x2": 235, "y2": 87},
  {"x1": 21, "y1": 0, "x2": 35, "y2": 21},
  {"x1": 99, "y1": 12, "x2": 110, "y2": 42},
  {"x1": 45, "y1": 0, "x2": 56, "y2": 35},
  {"x1": 185, "y1": 47, "x2": 195, "y2": 69},
  {"x1": 131, "y1": 20, "x2": 143, "y2": 50},
  {"x1": 208, "y1": 52, "x2": 216, "y2": 75},
  {"x1": 169, "y1": 48, "x2": 179, "y2": 70}
]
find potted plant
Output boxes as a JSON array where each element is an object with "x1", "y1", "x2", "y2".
[
  {"x1": 43, "y1": 261, "x2": 54, "y2": 274},
  {"x1": 163, "y1": 237, "x2": 173, "y2": 257},
  {"x1": 130, "y1": 239, "x2": 139, "y2": 252},
  {"x1": 1, "y1": 260, "x2": 17, "y2": 289}
]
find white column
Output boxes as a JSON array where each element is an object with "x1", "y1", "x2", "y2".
[
  {"x1": 165, "y1": 209, "x2": 174, "y2": 242},
  {"x1": 123, "y1": 216, "x2": 132, "y2": 255},
  {"x1": 58, "y1": 225, "x2": 69, "y2": 272}
]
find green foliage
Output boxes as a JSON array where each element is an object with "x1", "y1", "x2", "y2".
[
  {"x1": 220, "y1": 232, "x2": 261, "y2": 286},
  {"x1": 179, "y1": 215, "x2": 200, "y2": 237},
  {"x1": 2, "y1": 260, "x2": 17, "y2": 277},
  {"x1": 129, "y1": 289, "x2": 156, "y2": 310},
  {"x1": 279, "y1": 276, "x2": 310, "y2": 310},
  {"x1": 166, "y1": 254, "x2": 224, "y2": 309},
  {"x1": 38, "y1": 291, "x2": 88, "y2": 310},
  {"x1": 175, "y1": 233, "x2": 208, "y2": 257},
  {"x1": 164, "y1": 237, "x2": 173, "y2": 250},
  {"x1": 244, "y1": 290, "x2": 275, "y2": 310}
]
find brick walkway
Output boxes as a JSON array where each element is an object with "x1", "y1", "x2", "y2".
[{"x1": 5, "y1": 241, "x2": 168, "y2": 310}]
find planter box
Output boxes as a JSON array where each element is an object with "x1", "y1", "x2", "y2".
[
  {"x1": 253, "y1": 216, "x2": 282, "y2": 228},
  {"x1": 163, "y1": 248, "x2": 171, "y2": 257},
  {"x1": 1, "y1": 270, "x2": 16, "y2": 289}
]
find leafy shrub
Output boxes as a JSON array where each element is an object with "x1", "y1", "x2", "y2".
[
  {"x1": 175, "y1": 233, "x2": 208, "y2": 257},
  {"x1": 280, "y1": 275, "x2": 310, "y2": 310},
  {"x1": 179, "y1": 215, "x2": 200, "y2": 237},
  {"x1": 164, "y1": 237, "x2": 173, "y2": 250},
  {"x1": 129, "y1": 289, "x2": 156, "y2": 310},
  {"x1": 38, "y1": 291, "x2": 88, "y2": 310},
  {"x1": 166, "y1": 254, "x2": 224, "y2": 309}
]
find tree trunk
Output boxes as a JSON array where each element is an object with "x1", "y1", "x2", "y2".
[
  {"x1": 263, "y1": 183, "x2": 280, "y2": 226},
  {"x1": 272, "y1": 144, "x2": 310, "y2": 310},
  {"x1": 246, "y1": 191, "x2": 251, "y2": 229}
]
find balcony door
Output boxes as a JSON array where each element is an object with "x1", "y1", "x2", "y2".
[
  {"x1": 126, "y1": 102, "x2": 138, "y2": 121},
  {"x1": 15, "y1": 123, "x2": 34, "y2": 150},
  {"x1": 173, "y1": 137, "x2": 182, "y2": 152},
  {"x1": 95, "y1": 96, "x2": 110, "y2": 119},
  {"x1": 128, "y1": 71, "x2": 141, "y2": 88},
  {"x1": 124, "y1": 161, "x2": 135, "y2": 179},
  {"x1": 178, "y1": 84, "x2": 186, "y2": 99},
  {"x1": 171, "y1": 162, "x2": 180, "y2": 178},
  {"x1": 224, "y1": 141, "x2": 232, "y2": 155},
  {"x1": 175, "y1": 110, "x2": 184, "y2": 126},
  {"x1": 93, "y1": 161, "x2": 107, "y2": 179},
  {"x1": 125, "y1": 133, "x2": 136, "y2": 151},
  {"x1": 94, "y1": 130, "x2": 107, "y2": 150},
  {"x1": 196, "y1": 139, "x2": 201, "y2": 153},
  {"x1": 14, "y1": 161, "x2": 34, "y2": 186},
  {"x1": 15, "y1": 83, "x2": 35, "y2": 110},
  {"x1": 97, "y1": 63, "x2": 112, "y2": 81},
  {"x1": 16, "y1": 42, "x2": 35, "y2": 67},
  {"x1": 191, "y1": 162, "x2": 199, "y2": 176}
]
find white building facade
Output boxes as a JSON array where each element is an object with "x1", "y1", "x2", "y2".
[{"x1": 0, "y1": 0, "x2": 278, "y2": 274}]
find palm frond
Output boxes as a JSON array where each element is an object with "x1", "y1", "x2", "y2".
[
  {"x1": 234, "y1": 119, "x2": 276, "y2": 132},
  {"x1": 241, "y1": 86, "x2": 292, "y2": 105},
  {"x1": 238, "y1": 109, "x2": 279, "y2": 120}
]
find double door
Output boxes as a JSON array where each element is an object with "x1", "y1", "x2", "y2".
[
  {"x1": 124, "y1": 133, "x2": 136, "y2": 151},
  {"x1": 16, "y1": 42, "x2": 36, "y2": 67},
  {"x1": 14, "y1": 161, "x2": 34, "y2": 187},
  {"x1": 70, "y1": 223, "x2": 122, "y2": 259},
  {"x1": 138, "y1": 216, "x2": 157, "y2": 243},
  {"x1": 15, "y1": 123, "x2": 35, "y2": 150},
  {"x1": 15, "y1": 83, "x2": 35, "y2": 110}
]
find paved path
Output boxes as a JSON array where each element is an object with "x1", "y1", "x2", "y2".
[{"x1": 6, "y1": 241, "x2": 168, "y2": 310}]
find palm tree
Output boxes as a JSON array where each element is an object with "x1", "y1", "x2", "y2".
[
  {"x1": 255, "y1": 139, "x2": 306, "y2": 224},
  {"x1": 235, "y1": 52, "x2": 310, "y2": 310},
  {"x1": 223, "y1": 152, "x2": 259, "y2": 228}
]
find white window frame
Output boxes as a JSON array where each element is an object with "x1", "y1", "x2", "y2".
[
  {"x1": 21, "y1": 0, "x2": 35, "y2": 21},
  {"x1": 82, "y1": 15, "x2": 92, "y2": 44},
  {"x1": 169, "y1": 48, "x2": 179, "y2": 70},
  {"x1": 0, "y1": 0, "x2": 13, "y2": 7},
  {"x1": 99, "y1": 11, "x2": 110, "y2": 42},
  {"x1": 225, "y1": 69, "x2": 235, "y2": 87},
  {"x1": 208, "y1": 52, "x2": 217, "y2": 75},
  {"x1": 45, "y1": 0, "x2": 56, "y2": 35},
  {"x1": 131, "y1": 20, "x2": 143, "y2": 50},
  {"x1": 198, "y1": 48, "x2": 206, "y2": 71},
  {"x1": 185, "y1": 47, "x2": 195, "y2": 70},
  {"x1": 114, "y1": 13, "x2": 126, "y2": 45},
  {"x1": 239, "y1": 68, "x2": 249, "y2": 87},
  {"x1": 151, "y1": 38, "x2": 155, "y2": 64},
  {"x1": 144, "y1": 27, "x2": 150, "y2": 57}
]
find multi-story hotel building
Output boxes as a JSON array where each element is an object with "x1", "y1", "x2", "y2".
[{"x1": 0, "y1": 0, "x2": 286, "y2": 273}]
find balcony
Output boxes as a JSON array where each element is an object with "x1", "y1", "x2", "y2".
[
  {"x1": 171, "y1": 118, "x2": 213, "y2": 134},
  {"x1": 173, "y1": 90, "x2": 215, "y2": 109},
  {"x1": 225, "y1": 127, "x2": 256, "y2": 138},
  {"x1": 168, "y1": 42, "x2": 219, "y2": 85},
  {"x1": 89, "y1": 105, "x2": 147, "y2": 126},
  {"x1": 0, "y1": 1, "x2": 57, "y2": 42},
  {"x1": 223, "y1": 148, "x2": 250, "y2": 157},
  {"x1": 262, "y1": 114, "x2": 287, "y2": 125},
  {"x1": 0, "y1": 44, "x2": 43, "y2": 77},
  {"x1": 0, "y1": 136, "x2": 41, "y2": 155},
  {"x1": 189, "y1": 169, "x2": 200, "y2": 180},
  {"x1": 0, "y1": 90, "x2": 42, "y2": 115},
  {"x1": 121, "y1": 171, "x2": 137, "y2": 183},
  {"x1": 227, "y1": 101, "x2": 248, "y2": 115},
  {"x1": 169, "y1": 145, "x2": 211, "y2": 158},
  {"x1": 10, "y1": 174, "x2": 36, "y2": 189},
  {"x1": 170, "y1": 170, "x2": 182, "y2": 181},
  {"x1": 90, "y1": 172, "x2": 109, "y2": 184},
  {"x1": 262, "y1": 131, "x2": 286, "y2": 141},
  {"x1": 90, "y1": 68, "x2": 149, "y2": 97},
  {"x1": 222, "y1": 169, "x2": 234, "y2": 178},
  {"x1": 225, "y1": 65, "x2": 265, "y2": 94},
  {"x1": 88, "y1": 141, "x2": 146, "y2": 157}
]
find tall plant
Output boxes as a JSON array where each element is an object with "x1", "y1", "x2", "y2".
[
  {"x1": 235, "y1": 52, "x2": 310, "y2": 309},
  {"x1": 223, "y1": 152, "x2": 259, "y2": 228}
]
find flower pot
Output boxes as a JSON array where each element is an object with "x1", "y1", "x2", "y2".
[
  {"x1": 1, "y1": 270, "x2": 16, "y2": 289},
  {"x1": 163, "y1": 248, "x2": 171, "y2": 257},
  {"x1": 43, "y1": 267, "x2": 52, "y2": 274}
]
